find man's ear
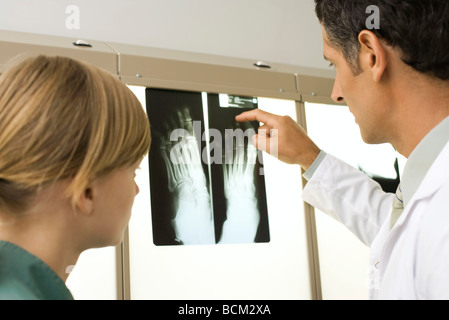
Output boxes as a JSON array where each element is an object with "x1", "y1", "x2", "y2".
[
  {"x1": 76, "y1": 185, "x2": 95, "y2": 216},
  {"x1": 358, "y1": 30, "x2": 389, "y2": 82}
]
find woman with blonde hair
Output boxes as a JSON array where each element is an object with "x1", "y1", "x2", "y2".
[{"x1": 0, "y1": 55, "x2": 151, "y2": 299}]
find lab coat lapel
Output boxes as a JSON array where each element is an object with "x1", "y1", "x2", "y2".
[
  {"x1": 392, "y1": 140, "x2": 449, "y2": 231},
  {"x1": 378, "y1": 141, "x2": 449, "y2": 287}
]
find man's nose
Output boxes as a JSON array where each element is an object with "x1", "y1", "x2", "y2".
[{"x1": 331, "y1": 78, "x2": 345, "y2": 103}]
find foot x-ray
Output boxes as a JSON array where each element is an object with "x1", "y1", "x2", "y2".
[{"x1": 146, "y1": 88, "x2": 270, "y2": 246}]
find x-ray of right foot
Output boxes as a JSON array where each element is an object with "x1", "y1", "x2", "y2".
[{"x1": 220, "y1": 123, "x2": 260, "y2": 244}]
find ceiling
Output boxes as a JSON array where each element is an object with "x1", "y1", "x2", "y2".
[{"x1": 0, "y1": 0, "x2": 328, "y2": 70}]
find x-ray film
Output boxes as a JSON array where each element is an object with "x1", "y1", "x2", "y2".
[
  {"x1": 207, "y1": 93, "x2": 269, "y2": 244},
  {"x1": 146, "y1": 88, "x2": 270, "y2": 246}
]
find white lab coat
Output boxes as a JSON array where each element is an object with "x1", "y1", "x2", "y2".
[{"x1": 302, "y1": 141, "x2": 449, "y2": 300}]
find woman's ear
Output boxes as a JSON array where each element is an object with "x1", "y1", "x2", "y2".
[
  {"x1": 358, "y1": 30, "x2": 389, "y2": 82},
  {"x1": 75, "y1": 186, "x2": 95, "y2": 216}
]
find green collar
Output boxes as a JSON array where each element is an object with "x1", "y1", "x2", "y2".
[{"x1": 0, "y1": 241, "x2": 73, "y2": 300}]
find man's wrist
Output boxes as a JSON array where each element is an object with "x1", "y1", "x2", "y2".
[{"x1": 303, "y1": 150, "x2": 327, "y2": 181}]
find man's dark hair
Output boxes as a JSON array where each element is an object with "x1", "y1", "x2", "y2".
[{"x1": 315, "y1": 0, "x2": 449, "y2": 80}]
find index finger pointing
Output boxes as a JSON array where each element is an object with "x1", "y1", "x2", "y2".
[{"x1": 235, "y1": 109, "x2": 277, "y2": 126}]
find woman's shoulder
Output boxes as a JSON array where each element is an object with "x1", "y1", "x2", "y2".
[
  {"x1": 0, "y1": 276, "x2": 40, "y2": 300},
  {"x1": 0, "y1": 241, "x2": 73, "y2": 300}
]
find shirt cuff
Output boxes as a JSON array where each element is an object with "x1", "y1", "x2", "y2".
[{"x1": 303, "y1": 150, "x2": 327, "y2": 181}]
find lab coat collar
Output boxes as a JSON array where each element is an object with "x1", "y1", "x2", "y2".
[
  {"x1": 374, "y1": 139, "x2": 449, "y2": 299},
  {"x1": 390, "y1": 139, "x2": 449, "y2": 231},
  {"x1": 401, "y1": 115, "x2": 449, "y2": 207}
]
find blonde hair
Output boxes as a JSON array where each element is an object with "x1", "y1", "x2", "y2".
[{"x1": 0, "y1": 55, "x2": 151, "y2": 214}]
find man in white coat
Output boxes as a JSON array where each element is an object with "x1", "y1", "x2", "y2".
[{"x1": 237, "y1": 0, "x2": 449, "y2": 299}]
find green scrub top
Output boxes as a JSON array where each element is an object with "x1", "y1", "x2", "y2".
[{"x1": 0, "y1": 240, "x2": 73, "y2": 300}]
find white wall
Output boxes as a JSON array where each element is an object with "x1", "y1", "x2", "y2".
[{"x1": 0, "y1": 0, "x2": 327, "y2": 70}]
